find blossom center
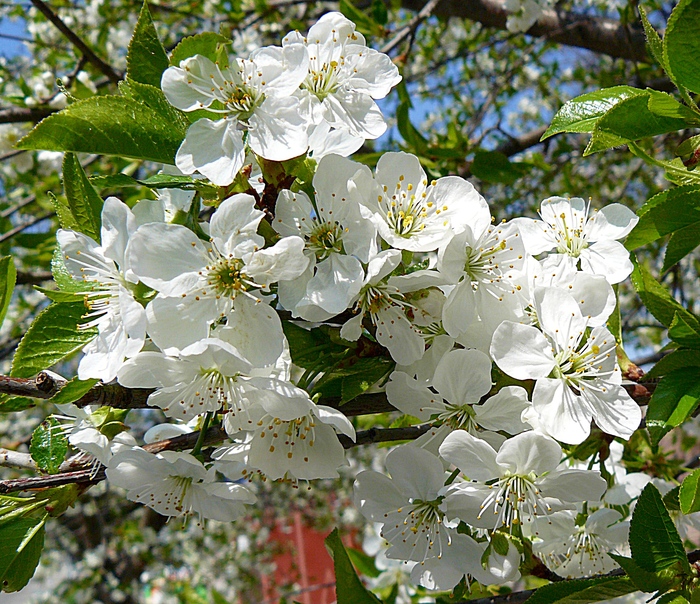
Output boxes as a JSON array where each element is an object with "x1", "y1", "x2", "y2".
[
  {"x1": 480, "y1": 473, "x2": 549, "y2": 529},
  {"x1": 207, "y1": 256, "x2": 251, "y2": 297},
  {"x1": 307, "y1": 221, "x2": 344, "y2": 259},
  {"x1": 378, "y1": 176, "x2": 435, "y2": 238},
  {"x1": 304, "y1": 57, "x2": 342, "y2": 101},
  {"x1": 551, "y1": 210, "x2": 589, "y2": 258}
]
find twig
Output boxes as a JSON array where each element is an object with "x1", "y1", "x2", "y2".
[
  {"x1": 340, "y1": 424, "x2": 432, "y2": 448},
  {"x1": 0, "y1": 194, "x2": 36, "y2": 219},
  {"x1": 0, "y1": 371, "x2": 66, "y2": 399},
  {"x1": 29, "y1": 0, "x2": 122, "y2": 85},
  {"x1": 15, "y1": 270, "x2": 53, "y2": 285},
  {"x1": 0, "y1": 448, "x2": 37, "y2": 471},
  {"x1": 0, "y1": 211, "x2": 54, "y2": 245},
  {"x1": 380, "y1": 0, "x2": 442, "y2": 55},
  {"x1": 0, "y1": 106, "x2": 56, "y2": 125}
]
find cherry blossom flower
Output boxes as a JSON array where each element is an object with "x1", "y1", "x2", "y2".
[
  {"x1": 439, "y1": 430, "x2": 607, "y2": 531},
  {"x1": 528, "y1": 508, "x2": 630, "y2": 578},
  {"x1": 354, "y1": 445, "x2": 454, "y2": 562},
  {"x1": 387, "y1": 348, "x2": 530, "y2": 450},
  {"x1": 126, "y1": 193, "x2": 308, "y2": 354},
  {"x1": 214, "y1": 401, "x2": 355, "y2": 481},
  {"x1": 513, "y1": 196, "x2": 638, "y2": 284},
  {"x1": 161, "y1": 46, "x2": 309, "y2": 186},
  {"x1": 274, "y1": 153, "x2": 378, "y2": 321},
  {"x1": 361, "y1": 152, "x2": 489, "y2": 252},
  {"x1": 106, "y1": 448, "x2": 256, "y2": 521},
  {"x1": 57, "y1": 197, "x2": 154, "y2": 381},
  {"x1": 490, "y1": 287, "x2": 641, "y2": 444},
  {"x1": 438, "y1": 218, "x2": 528, "y2": 350},
  {"x1": 282, "y1": 11, "x2": 401, "y2": 140},
  {"x1": 340, "y1": 250, "x2": 426, "y2": 365}
]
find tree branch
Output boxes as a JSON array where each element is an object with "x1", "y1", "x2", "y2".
[
  {"x1": 0, "y1": 211, "x2": 54, "y2": 245},
  {"x1": 0, "y1": 106, "x2": 55, "y2": 125},
  {"x1": 400, "y1": 0, "x2": 648, "y2": 63},
  {"x1": 380, "y1": 0, "x2": 442, "y2": 55},
  {"x1": 29, "y1": 0, "x2": 123, "y2": 85}
]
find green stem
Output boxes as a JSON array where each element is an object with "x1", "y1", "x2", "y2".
[{"x1": 191, "y1": 412, "x2": 214, "y2": 458}]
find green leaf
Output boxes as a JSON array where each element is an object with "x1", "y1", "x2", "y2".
[
  {"x1": 325, "y1": 528, "x2": 382, "y2": 604},
  {"x1": 584, "y1": 93, "x2": 690, "y2": 156},
  {"x1": 646, "y1": 367, "x2": 700, "y2": 445},
  {"x1": 0, "y1": 397, "x2": 35, "y2": 413},
  {"x1": 346, "y1": 547, "x2": 381, "y2": 579},
  {"x1": 680, "y1": 468, "x2": 700, "y2": 514},
  {"x1": 647, "y1": 350, "x2": 700, "y2": 379},
  {"x1": 630, "y1": 258, "x2": 693, "y2": 328},
  {"x1": 639, "y1": 8, "x2": 668, "y2": 71},
  {"x1": 49, "y1": 191, "x2": 80, "y2": 232},
  {"x1": 396, "y1": 100, "x2": 429, "y2": 155},
  {"x1": 664, "y1": 0, "x2": 700, "y2": 94},
  {"x1": 668, "y1": 312, "x2": 700, "y2": 348},
  {"x1": 62, "y1": 153, "x2": 103, "y2": 241},
  {"x1": 626, "y1": 184, "x2": 700, "y2": 249},
  {"x1": 657, "y1": 593, "x2": 690, "y2": 604},
  {"x1": 525, "y1": 576, "x2": 636, "y2": 604},
  {"x1": 30, "y1": 417, "x2": 68, "y2": 475},
  {"x1": 281, "y1": 322, "x2": 346, "y2": 369},
  {"x1": 339, "y1": 0, "x2": 382, "y2": 37},
  {"x1": 630, "y1": 484, "x2": 690, "y2": 573},
  {"x1": 17, "y1": 96, "x2": 185, "y2": 165},
  {"x1": 91, "y1": 172, "x2": 211, "y2": 192},
  {"x1": 470, "y1": 151, "x2": 529, "y2": 185},
  {"x1": 10, "y1": 302, "x2": 96, "y2": 379},
  {"x1": 122, "y1": 79, "x2": 190, "y2": 134},
  {"x1": 339, "y1": 358, "x2": 393, "y2": 403},
  {"x1": 170, "y1": 32, "x2": 231, "y2": 65},
  {"x1": 0, "y1": 515, "x2": 46, "y2": 593},
  {"x1": 664, "y1": 486, "x2": 681, "y2": 512},
  {"x1": 663, "y1": 224, "x2": 700, "y2": 272},
  {"x1": 646, "y1": 90, "x2": 700, "y2": 122},
  {"x1": 126, "y1": 2, "x2": 169, "y2": 88},
  {"x1": 50, "y1": 247, "x2": 84, "y2": 293},
  {"x1": 541, "y1": 86, "x2": 645, "y2": 140},
  {"x1": 0, "y1": 256, "x2": 16, "y2": 328},
  {"x1": 50, "y1": 377, "x2": 98, "y2": 405},
  {"x1": 609, "y1": 554, "x2": 676, "y2": 593}
]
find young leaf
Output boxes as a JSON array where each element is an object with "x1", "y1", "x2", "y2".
[
  {"x1": 10, "y1": 302, "x2": 96, "y2": 379},
  {"x1": 626, "y1": 184, "x2": 700, "y2": 250},
  {"x1": 584, "y1": 94, "x2": 690, "y2": 156},
  {"x1": 325, "y1": 528, "x2": 382, "y2": 604},
  {"x1": 646, "y1": 349, "x2": 700, "y2": 379},
  {"x1": 123, "y1": 78, "x2": 190, "y2": 134},
  {"x1": 639, "y1": 8, "x2": 668, "y2": 72},
  {"x1": 663, "y1": 223, "x2": 700, "y2": 272},
  {"x1": 126, "y1": 2, "x2": 169, "y2": 88},
  {"x1": 17, "y1": 96, "x2": 185, "y2": 165},
  {"x1": 630, "y1": 258, "x2": 695, "y2": 328},
  {"x1": 609, "y1": 554, "x2": 676, "y2": 593},
  {"x1": 30, "y1": 417, "x2": 68, "y2": 475},
  {"x1": 170, "y1": 32, "x2": 231, "y2": 65},
  {"x1": 664, "y1": 0, "x2": 700, "y2": 94},
  {"x1": 0, "y1": 256, "x2": 16, "y2": 328},
  {"x1": 50, "y1": 377, "x2": 99, "y2": 405},
  {"x1": 470, "y1": 151, "x2": 530, "y2": 185},
  {"x1": 541, "y1": 86, "x2": 645, "y2": 140},
  {"x1": 62, "y1": 153, "x2": 103, "y2": 241},
  {"x1": 668, "y1": 312, "x2": 700, "y2": 349},
  {"x1": 680, "y1": 467, "x2": 700, "y2": 514},
  {"x1": 646, "y1": 367, "x2": 700, "y2": 445},
  {"x1": 629, "y1": 484, "x2": 690, "y2": 573},
  {"x1": 0, "y1": 515, "x2": 47, "y2": 593},
  {"x1": 525, "y1": 576, "x2": 637, "y2": 604}
]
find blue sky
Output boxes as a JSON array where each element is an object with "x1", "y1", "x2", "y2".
[{"x1": 0, "y1": 15, "x2": 29, "y2": 58}]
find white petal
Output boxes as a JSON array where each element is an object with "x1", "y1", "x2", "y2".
[
  {"x1": 490, "y1": 321, "x2": 556, "y2": 380},
  {"x1": 433, "y1": 349, "x2": 493, "y2": 405},
  {"x1": 438, "y1": 430, "x2": 501, "y2": 482}
]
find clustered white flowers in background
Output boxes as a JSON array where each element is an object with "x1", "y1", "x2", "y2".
[{"x1": 52, "y1": 10, "x2": 649, "y2": 594}]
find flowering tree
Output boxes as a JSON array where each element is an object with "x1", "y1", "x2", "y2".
[{"x1": 1, "y1": 0, "x2": 700, "y2": 602}]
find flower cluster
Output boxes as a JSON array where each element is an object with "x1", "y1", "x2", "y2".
[{"x1": 51, "y1": 10, "x2": 648, "y2": 594}]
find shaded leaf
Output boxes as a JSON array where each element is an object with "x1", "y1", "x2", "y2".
[
  {"x1": 10, "y1": 302, "x2": 96, "y2": 379},
  {"x1": 126, "y1": 2, "x2": 169, "y2": 88},
  {"x1": 62, "y1": 153, "x2": 103, "y2": 241},
  {"x1": 30, "y1": 417, "x2": 68, "y2": 475},
  {"x1": 325, "y1": 528, "x2": 382, "y2": 604},
  {"x1": 0, "y1": 256, "x2": 16, "y2": 328}
]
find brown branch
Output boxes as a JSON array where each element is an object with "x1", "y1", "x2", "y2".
[
  {"x1": 29, "y1": 0, "x2": 122, "y2": 85},
  {"x1": 0, "y1": 371, "x2": 66, "y2": 399},
  {"x1": 0, "y1": 106, "x2": 55, "y2": 125},
  {"x1": 400, "y1": 0, "x2": 648, "y2": 63},
  {"x1": 0, "y1": 211, "x2": 54, "y2": 245},
  {"x1": 0, "y1": 194, "x2": 36, "y2": 219},
  {"x1": 380, "y1": 0, "x2": 442, "y2": 55},
  {"x1": 339, "y1": 424, "x2": 432, "y2": 448},
  {"x1": 15, "y1": 271, "x2": 54, "y2": 285}
]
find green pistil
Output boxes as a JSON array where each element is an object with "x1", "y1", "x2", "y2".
[
  {"x1": 207, "y1": 257, "x2": 248, "y2": 296},
  {"x1": 308, "y1": 222, "x2": 344, "y2": 259}
]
